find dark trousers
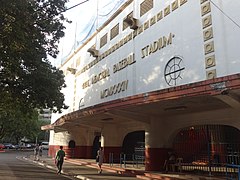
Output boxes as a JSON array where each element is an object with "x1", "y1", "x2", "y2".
[{"x1": 57, "y1": 160, "x2": 64, "y2": 173}]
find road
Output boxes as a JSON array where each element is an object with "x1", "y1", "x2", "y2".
[
  {"x1": 0, "y1": 149, "x2": 141, "y2": 180},
  {"x1": 0, "y1": 150, "x2": 74, "y2": 180}
]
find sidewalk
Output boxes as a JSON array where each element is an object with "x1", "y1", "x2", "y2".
[{"x1": 23, "y1": 155, "x2": 226, "y2": 180}]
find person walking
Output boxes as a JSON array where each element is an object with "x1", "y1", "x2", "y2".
[
  {"x1": 34, "y1": 144, "x2": 39, "y2": 161},
  {"x1": 38, "y1": 144, "x2": 43, "y2": 160},
  {"x1": 96, "y1": 147, "x2": 104, "y2": 174},
  {"x1": 55, "y1": 146, "x2": 65, "y2": 174}
]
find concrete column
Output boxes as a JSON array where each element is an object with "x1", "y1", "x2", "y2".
[
  {"x1": 145, "y1": 118, "x2": 173, "y2": 171},
  {"x1": 49, "y1": 127, "x2": 97, "y2": 159},
  {"x1": 70, "y1": 127, "x2": 96, "y2": 158},
  {"x1": 49, "y1": 130, "x2": 72, "y2": 157},
  {"x1": 101, "y1": 124, "x2": 125, "y2": 163}
]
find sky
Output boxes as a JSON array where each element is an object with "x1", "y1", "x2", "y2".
[{"x1": 50, "y1": 0, "x2": 128, "y2": 67}]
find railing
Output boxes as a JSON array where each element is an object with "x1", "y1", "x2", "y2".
[
  {"x1": 108, "y1": 142, "x2": 240, "y2": 179},
  {"x1": 174, "y1": 142, "x2": 240, "y2": 178},
  {"x1": 226, "y1": 164, "x2": 240, "y2": 180},
  {"x1": 109, "y1": 152, "x2": 145, "y2": 168}
]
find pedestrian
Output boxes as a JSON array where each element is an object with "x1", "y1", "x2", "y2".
[
  {"x1": 55, "y1": 146, "x2": 65, "y2": 174},
  {"x1": 34, "y1": 144, "x2": 39, "y2": 161},
  {"x1": 96, "y1": 147, "x2": 104, "y2": 174},
  {"x1": 38, "y1": 144, "x2": 43, "y2": 160}
]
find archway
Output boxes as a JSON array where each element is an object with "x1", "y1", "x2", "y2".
[
  {"x1": 173, "y1": 125, "x2": 240, "y2": 165},
  {"x1": 122, "y1": 130, "x2": 145, "y2": 160},
  {"x1": 92, "y1": 135, "x2": 101, "y2": 158}
]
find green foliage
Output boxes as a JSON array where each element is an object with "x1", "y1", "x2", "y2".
[
  {"x1": 37, "y1": 119, "x2": 51, "y2": 141},
  {"x1": 0, "y1": 91, "x2": 39, "y2": 141},
  {"x1": 0, "y1": 0, "x2": 71, "y2": 140},
  {"x1": 0, "y1": 0, "x2": 70, "y2": 112}
]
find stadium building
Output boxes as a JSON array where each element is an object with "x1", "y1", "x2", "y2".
[{"x1": 42, "y1": 0, "x2": 240, "y2": 171}]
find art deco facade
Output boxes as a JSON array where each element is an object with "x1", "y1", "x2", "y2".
[{"x1": 42, "y1": 0, "x2": 240, "y2": 171}]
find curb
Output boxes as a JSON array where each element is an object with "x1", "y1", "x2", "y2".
[
  {"x1": 75, "y1": 175, "x2": 94, "y2": 180},
  {"x1": 22, "y1": 157, "x2": 57, "y2": 172},
  {"x1": 19, "y1": 157, "x2": 227, "y2": 180},
  {"x1": 21, "y1": 157, "x2": 87, "y2": 179}
]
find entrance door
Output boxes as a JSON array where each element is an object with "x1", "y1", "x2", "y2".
[
  {"x1": 92, "y1": 135, "x2": 101, "y2": 158},
  {"x1": 122, "y1": 130, "x2": 145, "y2": 160}
]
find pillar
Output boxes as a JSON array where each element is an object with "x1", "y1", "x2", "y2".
[
  {"x1": 70, "y1": 127, "x2": 95, "y2": 159},
  {"x1": 145, "y1": 118, "x2": 173, "y2": 171},
  {"x1": 101, "y1": 124, "x2": 125, "y2": 163}
]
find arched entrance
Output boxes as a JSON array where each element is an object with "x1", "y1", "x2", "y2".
[
  {"x1": 122, "y1": 130, "x2": 145, "y2": 160},
  {"x1": 92, "y1": 135, "x2": 101, "y2": 158},
  {"x1": 173, "y1": 125, "x2": 240, "y2": 165}
]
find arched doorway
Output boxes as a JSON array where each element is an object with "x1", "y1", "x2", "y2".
[
  {"x1": 122, "y1": 130, "x2": 145, "y2": 160},
  {"x1": 173, "y1": 125, "x2": 240, "y2": 165},
  {"x1": 92, "y1": 135, "x2": 101, "y2": 158}
]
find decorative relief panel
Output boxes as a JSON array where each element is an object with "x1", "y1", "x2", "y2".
[
  {"x1": 200, "y1": 0, "x2": 208, "y2": 4},
  {"x1": 150, "y1": 16, "x2": 156, "y2": 26},
  {"x1": 144, "y1": 21, "x2": 150, "y2": 30},
  {"x1": 205, "y1": 55, "x2": 216, "y2": 68},
  {"x1": 203, "y1": 27, "x2": 213, "y2": 41},
  {"x1": 172, "y1": 0, "x2": 179, "y2": 11},
  {"x1": 201, "y1": 2, "x2": 211, "y2": 16},
  {"x1": 164, "y1": 5, "x2": 171, "y2": 17},
  {"x1": 200, "y1": 0, "x2": 217, "y2": 80},
  {"x1": 202, "y1": 15, "x2": 212, "y2": 29},
  {"x1": 157, "y1": 11, "x2": 163, "y2": 21},
  {"x1": 180, "y1": 0, "x2": 187, "y2": 6},
  {"x1": 206, "y1": 69, "x2": 217, "y2": 79},
  {"x1": 204, "y1": 41, "x2": 214, "y2": 55}
]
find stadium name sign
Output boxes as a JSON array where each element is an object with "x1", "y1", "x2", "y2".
[
  {"x1": 100, "y1": 80, "x2": 129, "y2": 99},
  {"x1": 141, "y1": 33, "x2": 174, "y2": 58},
  {"x1": 82, "y1": 54, "x2": 134, "y2": 90}
]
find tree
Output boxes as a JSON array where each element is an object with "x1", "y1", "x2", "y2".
[
  {"x1": 0, "y1": 91, "x2": 39, "y2": 141},
  {"x1": 0, "y1": 0, "x2": 70, "y2": 113},
  {"x1": 36, "y1": 119, "x2": 51, "y2": 142}
]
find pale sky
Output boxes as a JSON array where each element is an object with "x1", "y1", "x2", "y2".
[{"x1": 50, "y1": 0, "x2": 127, "y2": 67}]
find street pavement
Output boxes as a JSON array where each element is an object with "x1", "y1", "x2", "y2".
[
  {"x1": 0, "y1": 149, "x2": 72, "y2": 180},
  {"x1": 21, "y1": 154, "x2": 226, "y2": 180},
  {"x1": 22, "y1": 155, "x2": 139, "y2": 180}
]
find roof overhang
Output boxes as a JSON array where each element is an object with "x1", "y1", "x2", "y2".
[{"x1": 41, "y1": 74, "x2": 240, "y2": 132}]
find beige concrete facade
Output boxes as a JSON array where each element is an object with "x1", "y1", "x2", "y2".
[
  {"x1": 42, "y1": 0, "x2": 240, "y2": 171},
  {"x1": 43, "y1": 74, "x2": 240, "y2": 170}
]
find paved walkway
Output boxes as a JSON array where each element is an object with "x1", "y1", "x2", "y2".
[{"x1": 22, "y1": 155, "x2": 226, "y2": 180}]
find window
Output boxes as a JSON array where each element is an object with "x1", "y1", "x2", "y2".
[
  {"x1": 100, "y1": 33, "x2": 108, "y2": 48},
  {"x1": 110, "y1": 23, "x2": 119, "y2": 40},
  {"x1": 140, "y1": 0, "x2": 153, "y2": 17}
]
